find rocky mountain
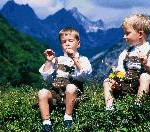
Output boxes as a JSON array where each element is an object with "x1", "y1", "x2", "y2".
[
  {"x1": 91, "y1": 41, "x2": 127, "y2": 82},
  {"x1": 69, "y1": 7, "x2": 104, "y2": 32},
  {"x1": 0, "y1": 0, "x2": 44, "y2": 39},
  {"x1": 0, "y1": 0, "x2": 124, "y2": 58}
]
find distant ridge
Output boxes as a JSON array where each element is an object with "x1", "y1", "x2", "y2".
[{"x1": 0, "y1": 0, "x2": 123, "y2": 59}]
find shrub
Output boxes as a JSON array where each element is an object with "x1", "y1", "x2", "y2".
[{"x1": 0, "y1": 83, "x2": 150, "y2": 131}]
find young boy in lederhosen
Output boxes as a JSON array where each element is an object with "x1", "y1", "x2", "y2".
[
  {"x1": 38, "y1": 27, "x2": 92, "y2": 131},
  {"x1": 103, "y1": 14, "x2": 150, "y2": 110}
]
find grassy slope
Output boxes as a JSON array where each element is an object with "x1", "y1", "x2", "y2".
[{"x1": 1, "y1": 83, "x2": 150, "y2": 132}]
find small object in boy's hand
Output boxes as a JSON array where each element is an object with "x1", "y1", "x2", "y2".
[{"x1": 46, "y1": 50, "x2": 54, "y2": 56}]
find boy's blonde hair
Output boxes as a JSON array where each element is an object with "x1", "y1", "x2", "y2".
[
  {"x1": 59, "y1": 27, "x2": 80, "y2": 41},
  {"x1": 122, "y1": 14, "x2": 150, "y2": 38}
]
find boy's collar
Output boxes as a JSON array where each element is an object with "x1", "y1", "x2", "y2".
[
  {"x1": 64, "y1": 52, "x2": 80, "y2": 58},
  {"x1": 135, "y1": 41, "x2": 149, "y2": 49}
]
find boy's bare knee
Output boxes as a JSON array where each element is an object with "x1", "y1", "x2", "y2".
[
  {"x1": 66, "y1": 84, "x2": 77, "y2": 94},
  {"x1": 103, "y1": 78, "x2": 109, "y2": 86},
  {"x1": 140, "y1": 73, "x2": 150, "y2": 81},
  {"x1": 38, "y1": 89, "x2": 52, "y2": 99}
]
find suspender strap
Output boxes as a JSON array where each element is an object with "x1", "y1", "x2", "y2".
[
  {"x1": 55, "y1": 57, "x2": 58, "y2": 65},
  {"x1": 146, "y1": 50, "x2": 150, "y2": 58},
  {"x1": 124, "y1": 46, "x2": 134, "y2": 59}
]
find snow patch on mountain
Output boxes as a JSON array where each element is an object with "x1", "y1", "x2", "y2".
[{"x1": 69, "y1": 7, "x2": 104, "y2": 33}]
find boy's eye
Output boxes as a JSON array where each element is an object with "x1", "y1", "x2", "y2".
[
  {"x1": 69, "y1": 39, "x2": 74, "y2": 42},
  {"x1": 61, "y1": 40, "x2": 66, "y2": 44},
  {"x1": 61, "y1": 39, "x2": 74, "y2": 44},
  {"x1": 125, "y1": 32, "x2": 130, "y2": 36}
]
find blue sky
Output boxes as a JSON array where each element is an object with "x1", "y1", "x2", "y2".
[{"x1": 1, "y1": 0, "x2": 150, "y2": 27}]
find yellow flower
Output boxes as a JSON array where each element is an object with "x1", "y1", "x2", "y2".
[
  {"x1": 109, "y1": 73, "x2": 115, "y2": 78},
  {"x1": 108, "y1": 71, "x2": 125, "y2": 79},
  {"x1": 116, "y1": 71, "x2": 125, "y2": 79}
]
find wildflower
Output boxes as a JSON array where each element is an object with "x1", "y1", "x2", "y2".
[
  {"x1": 116, "y1": 71, "x2": 126, "y2": 79},
  {"x1": 109, "y1": 71, "x2": 126, "y2": 80},
  {"x1": 109, "y1": 73, "x2": 115, "y2": 78}
]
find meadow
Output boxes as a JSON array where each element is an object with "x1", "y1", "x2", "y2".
[{"x1": 1, "y1": 83, "x2": 150, "y2": 132}]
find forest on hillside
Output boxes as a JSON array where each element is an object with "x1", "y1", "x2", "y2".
[{"x1": 0, "y1": 15, "x2": 47, "y2": 86}]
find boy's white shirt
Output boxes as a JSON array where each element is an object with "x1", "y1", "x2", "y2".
[
  {"x1": 39, "y1": 52, "x2": 92, "y2": 82},
  {"x1": 116, "y1": 42, "x2": 150, "y2": 72}
]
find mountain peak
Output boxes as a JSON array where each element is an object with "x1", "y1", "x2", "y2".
[
  {"x1": 71, "y1": 7, "x2": 78, "y2": 12},
  {"x1": 57, "y1": 8, "x2": 67, "y2": 13},
  {"x1": 69, "y1": 7, "x2": 104, "y2": 33},
  {"x1": 2, "y1": 0, "x2": 30, "y2": 10},
  {"x1": 69, "y1": 7, "x2": 84, "y2": 18},
  {"x1": 1, "y1": 0, "x2": 38, "y2": 21}
]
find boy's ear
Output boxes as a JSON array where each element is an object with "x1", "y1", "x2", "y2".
[{"x1": 138, "y1": 30, "x2": 144, "y2": 39}]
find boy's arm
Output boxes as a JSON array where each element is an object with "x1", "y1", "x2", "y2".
[
  {"x1": 39, "y1": 49, "x2": 55, "y2": 80},
  {"x1": 39, "y1": 62, "x2": 55, "y2": 81},
  {"x1": 66, "y1": 49, "x2": 92, "y2": 81},
  {"x1": 66, "y1": 49, "x2": 82, "y2": 71},
  {"x1": 72, "y1": 56, "x2": 92, "y2": 81},
  {"x1": 115, "y1": 50, "x2": 127, "y2": 72},
  {"x1": 137, "y1": 50, "x2": 150, "y2": 74},
  {"x1": 141, "y1": 56, "x2": 150, "y2": 74},
  {"x1": 43, "y1": 60, "x2": 53, "y2": 72},
  {"x1": 72, "y1": 57, "x2": 82, "y2": 71}
]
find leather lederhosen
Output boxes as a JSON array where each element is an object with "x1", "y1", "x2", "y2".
[
  {"x1": 116, "y1": 47, "x2": 150, "y2": 94},
  {"x1": 51, "y1": 58, "x2": 84, "y2": 97}
]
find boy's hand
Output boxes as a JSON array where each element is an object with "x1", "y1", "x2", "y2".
[
  {"x1": 44, "y1": 49, "x2": 55, "y2": 61},
  {"x1": 65, "y1": 49, "x2": 82, "y2": 70},
  {"x1": 65, "y1": 49, "x2": 76, "y2": 59},
  {"x1": 137, "y1": 51, "x2": 147, "y2": 65}
]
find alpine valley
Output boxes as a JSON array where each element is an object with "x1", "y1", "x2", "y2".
[{"x1": 0, "y1": 0, "x2": 127, "y2": 81}]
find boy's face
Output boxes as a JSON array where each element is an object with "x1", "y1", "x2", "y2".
[
  {"x1": 60, "y1": 33, "x2": 80, "y2": 53},
  {"x1": 123, "y1": 25, "x2": 141, "y2": 46}
]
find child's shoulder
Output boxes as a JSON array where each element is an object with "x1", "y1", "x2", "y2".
[
  {"x1": 120, "y1": 46, "x2": 135, "y2": 54},
  {"x1": 145, "y1": 42, "x2": 150, "y2": 49},
  {"x1": 57, "y1": 56, "x2": 68, "y2": 63},
  {"x1": 120, "y1": 48, "x2": 128, "y2": 54},
  {"x1": 57, "y1": 54, "x2": 90, "y2": 62},
  {"x1": 58, "y1": 55, "x2": 66, "y2": 59},
  {"x1": 79, "y1": 55, "x2": 90, "y2": 61},
  {"x1": 127, "y1": 46, "x2": 134, "y2": 52}
]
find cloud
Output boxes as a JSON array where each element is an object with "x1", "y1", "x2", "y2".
[
  {"x1": 92, "y1": 0, "x2": 150, "y2": 9},
  {"x1": 64, "y1": 0, "x2": 130, "y2": 21},
  {"x1": 0, "y1": 0, "x2": 150, "y2": 25},
  {"x1": 0, "y1": 0, "x2": 9, "y2": 8},
  {"x1": 65, "y1": 0, "x2": 94, "y2": 18}
]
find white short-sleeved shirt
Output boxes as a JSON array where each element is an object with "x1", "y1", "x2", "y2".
[
  {"x1": 116, "y1": 42, "x2": 150, "y2": 72},
  {"x1": 39, "y1": 52, "x2": 92, "y2": 82}
]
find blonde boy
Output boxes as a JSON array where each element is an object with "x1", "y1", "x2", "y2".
[
  {"x1": 38, "y1": 27, "x2": 92, "y2": 131},
  {"x1": 103, "y1": 14, "x2": 150, "y2": 110}
]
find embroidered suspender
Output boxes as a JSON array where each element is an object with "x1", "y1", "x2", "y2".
[{"x1": 52, "y1": 57, "x2": 84, "y2": 96}]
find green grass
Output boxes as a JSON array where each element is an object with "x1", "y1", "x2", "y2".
[{"x1": 1, "y1": 83, "x2": 150, "y2": 132}]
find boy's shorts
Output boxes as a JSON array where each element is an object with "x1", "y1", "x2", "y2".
[
  {"x1": 112, "y1": 78, "x2": 139, "y2": 95},
  {"x1": 50, "y1": 89, "x2": 63, "y2": 106},
  {"x1": 106, "y1": 69, "x2": 141, "y2": 95},
  {"x1": 49, "y1": 80, "x2": 84, "y2": 106},
  {"x1": 104, "y1": 77, "x2": 139, "y2": 96}
]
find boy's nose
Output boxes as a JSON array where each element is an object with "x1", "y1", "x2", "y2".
[
  {"x1": 66, "y1": 41, "x2": 70, "y2": 46},
  {"x1": 123, "y1": 35, "x2": 127, "y2": 39}
]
